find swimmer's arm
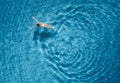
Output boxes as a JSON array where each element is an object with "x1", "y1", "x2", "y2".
[
  {"x1": 30, "y1": 26, "x2": 36, "y2": 31},
  {"x1": 32, "y1": 16, "x2": 39, "y2": 23}
]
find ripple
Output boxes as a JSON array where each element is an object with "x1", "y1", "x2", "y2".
[{"x1": 39, "y1": 2, "x2": 120, "y2": 82}]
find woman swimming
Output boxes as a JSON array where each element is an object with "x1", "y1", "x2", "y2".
[{"x1": 32, "y1": 16, "x2": 53, "y2": 28}]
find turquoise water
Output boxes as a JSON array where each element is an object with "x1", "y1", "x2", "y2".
[{"x1": 0, "y1": 0, "x2": 120, "y2": 83}]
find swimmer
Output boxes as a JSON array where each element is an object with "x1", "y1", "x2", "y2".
[{"x1": 32, "y1": 16, "x2": 53, "y2": 28}]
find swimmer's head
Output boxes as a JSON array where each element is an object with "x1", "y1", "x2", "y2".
[{"x1": 36, "y1": 22, "x2": 41, "y2": 26}]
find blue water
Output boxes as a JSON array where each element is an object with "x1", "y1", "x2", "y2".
[{"x1": 0, "y1": 0, "x2": 120, "y2": 83}]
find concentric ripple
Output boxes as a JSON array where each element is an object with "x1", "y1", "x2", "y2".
[{"x1": 39, "y1": 2, "x2": 120, "y2": 83}]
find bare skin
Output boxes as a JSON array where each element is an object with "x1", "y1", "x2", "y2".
[{"x1": 32, "y1": 16, "x2": 52, "y2": 28}]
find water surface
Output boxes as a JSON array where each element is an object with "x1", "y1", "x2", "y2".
[{"x1": 0, "y1": 0, "x2": 120, "y2": 83}]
